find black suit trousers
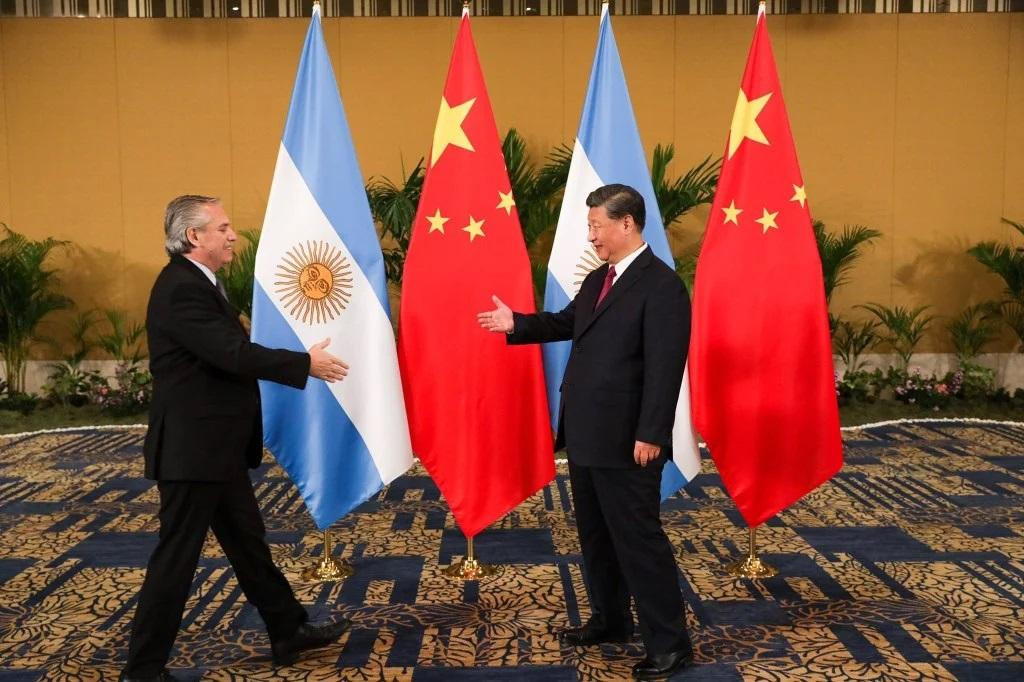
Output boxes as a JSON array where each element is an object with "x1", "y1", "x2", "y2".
[
  {"x1": 568, "y1": 459, "x2": 692, "y2": 655},
  {"x1": 124, "y1": 473, "x2": 307, "y2": 676}
]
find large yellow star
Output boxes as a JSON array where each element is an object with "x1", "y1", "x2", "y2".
[
  {"x1": 430, "y1": 97, "x2": 476, "y2": 166},
  {"x1": 497, "y1": 190, "x2": 516, "y2": 216},
  {"x1": 462, "y1": 215, "x2": 486, "y2": 242},
  {"x1": 754, "y1": 208, "x2": 779, "y2": 234},
  {"x1": 790, "y1": 184, "x2": 807, "y2": 208},
  {"x1": 728, "y1": 89, "x2": 772, "y2": 159},
  {"x1": 722, "y1": 200, "x2": 743, "y2": 226},
  {"x1": 426, "y1": 208, "x2": 449, "y2": 234}
]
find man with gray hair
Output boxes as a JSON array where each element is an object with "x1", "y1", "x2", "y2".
[{"x1": 121, "y1": 195, "x2": 350, "y2": 681}]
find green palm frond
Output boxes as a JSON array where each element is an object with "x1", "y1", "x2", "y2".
[
  {"x1": 673, "y1": 238, "x2": 703, "y2": 294},
  {"x1": 0, "y1": 225, "x2": 72, "y2": 394},
  {"x1": 366, "y1": 158, "x2": 426, "y2": 286},
  {"x1": 502, "y1": 129, "x2": 571, "y2": 251},
  {"x1": 97, "y1": 309, "x2": 146, "y2": 367},
  {"x1": 967, "y1": 223, "x2": 1024, "y2": 302},
  {"x1": 534, "y1": 142, "x2": 573, "y2": 201},
  {"x1": 965, "y1": 217, "x2": 1024, "y2": 348},
  {"x1": 998, "y1": 300, "x2": 1024, "y2": 351},
  {"x1": 651, "y1": 146, "x2": 720, "y2": 228},
  {"x1": 833, "y1": 317, "x2": 879, "y2": 375},
  {"x1": 813, "y1": 222, "x2": 882, "y2": 304},
  {"x1": 858, "y1": 303, "x2": 934, "y2": 370},
  {"x1": 947, "y1": 303, "x2": 1000, "y2": 364}
]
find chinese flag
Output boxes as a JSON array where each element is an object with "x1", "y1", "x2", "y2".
[
  {"x1": 690, "y1": 7, "x2": 842, "y2": 527},
  {"x1": 397, "y1": 11, "x2": 554, "y2": 539}
]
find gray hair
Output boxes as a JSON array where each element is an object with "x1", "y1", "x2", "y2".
[{"x1": 163, "y1": 195, "x2": 220, "y2": 256}]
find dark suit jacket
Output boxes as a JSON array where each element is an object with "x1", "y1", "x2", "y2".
[
  {"x1": 508, "y1": 246, "x2": 690, "y2": 468},
  {"x1": 143, "y1": 254, "x2": 311, "y2": 481}
]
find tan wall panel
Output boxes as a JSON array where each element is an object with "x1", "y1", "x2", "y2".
[
  {"x1": 1, "y1": 19, "x2": 123, "y2": 316},
  {"x1": 0, "y1": 22, "x2": 10, "y2": 228},
  {"x1": 561, "y1": 16, "x2": 598, "y2": 149},
  {"x1": 615, "y1": 17, "x2": 676, "y2": 163},
  {"x1": 893, "y1": 14, "x2": 1010, "y2": 350},
  {"x1": 115, "y1": 19, "x2": 232, "y2": 317},
  {"x1": 474, "y1": 18, "x2": 566, "y2": 161},
  {"x1": 785, "y1": 15, "x2": 898, "y2": 320},
  {"x1": 671, "y1": 17, "x2": 759, "y2": 247},
  {"x1": 337, "y1": 17, "x2": 454, "y2": 184},
  {"x1": 0, "y1": 16, "x2": 1020, "y2": 356},
  {"x1": 226, "y1": 19, "x2": 312, "y2": 233},
  {"x1": 1005, "y1": 14, "x2": 1024, "y2": 229}
]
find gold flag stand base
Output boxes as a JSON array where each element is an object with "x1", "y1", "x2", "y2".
[
  {"x1": 725, "y1": 526, "x2": 778, "y2": 579},
  {"x1": 301, "y1": 529, "x2": 354, "y2": 582},
  {"x1": 442, "y1": 536, "x2": 500, "y2": 580}
]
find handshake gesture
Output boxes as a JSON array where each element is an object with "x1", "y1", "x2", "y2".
[
  {"x1": 307, "y1": 338, "x2": 349, "y2": 383},
  {"x1": 477, "y1": 295, "x2": 515, "y2": 334}
]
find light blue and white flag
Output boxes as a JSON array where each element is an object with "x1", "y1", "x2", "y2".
[
  {"x1": 252, "y1": 6, "x2": 413, "y2": 529},
  {"x1": 544, "y1": 5, "x2": 700, "y2": 500}
]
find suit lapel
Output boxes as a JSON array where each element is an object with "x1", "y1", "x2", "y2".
[
  {"x1": 578, "y1": 247, "x2": 653, "y2": 338},
  {"x1": 171, "y1": 255, "x2": 241, "y2": 322},
  {"x1": 573, "y1": 263, "x2": 606, "y2": 333}
]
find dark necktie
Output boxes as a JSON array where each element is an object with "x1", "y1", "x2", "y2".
[
  {"x1": 595, "y1": 265, "x2": 616, "y2": 309},
  {"x1": 215, "y1": 278, "x2": 228, "y2": 301}
]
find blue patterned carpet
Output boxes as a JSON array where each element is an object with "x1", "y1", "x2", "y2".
[{"x1": 1, "y1": 421, "x2": 1024, "y2": 680}]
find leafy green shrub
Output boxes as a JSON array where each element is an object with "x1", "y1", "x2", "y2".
[
  {"x1": 859, "y1": 303, "x2": 934, "y2": 371},
  {"x1": 948, "y1": 303, "x2": 1000, "y2": 365},
  {"x1": 0, "y1": 226, "x2": 72, "y2": 395},
  {"x1": 892, "y1": 368, "x2": 963, "y2": 410},
  {"x1": 833, "y1": 318, "x2": 878, "y2": 375},
  {"x1": 92, "y1": 364, "x2": 152, "y2": 416},
  {"x1": 967, "y1": 218, "x2": 1024, "y2": 349},
  {"x1": 43, "y1": 309, "x2": 103, "y2": 407},
  {"x1": 44, "y1": 364, "x2": 105, "y2": 407},
  {"x1": 835, "y1": 369, "x2": 882, "y2": 406}
]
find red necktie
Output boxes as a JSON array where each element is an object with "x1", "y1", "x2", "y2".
[{"x1": 595, "y1": 265, "x2": 616, "y2": 309}]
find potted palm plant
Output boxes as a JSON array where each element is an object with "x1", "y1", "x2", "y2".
[{"x1": 0, "y1": 226, "x2": 72, "y2": 410}]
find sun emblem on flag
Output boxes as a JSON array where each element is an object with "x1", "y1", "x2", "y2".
[
  {"x1": 573, "y1": 246, "x2": 604, "y2": 294},
  {"x1": 275, "y1": 241, "x2": 353, "y2": 324}
]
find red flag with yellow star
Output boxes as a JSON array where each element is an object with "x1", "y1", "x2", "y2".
[
  {"x1": 397, "y1": 10, "x2": 554, "y2": 539},
  {"x1": 690, "y1": 6, "x2": 842, "y2": 527}
]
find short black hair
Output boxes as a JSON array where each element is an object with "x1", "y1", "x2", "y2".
[{"x1": 585, "y1": 184, "x2": 645, "y2": 232}]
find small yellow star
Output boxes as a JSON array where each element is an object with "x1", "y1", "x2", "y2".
[
  {"x1": 426, "y1": 209, "x2": 449, "y2": 235},
  {"x1": 496, "y1": 190, "x2": 516, "y2": 216},
  {"x1": 721, "y1": 200, "x2": 743, "y2": 226},
  {"x1": 430, "y1": 97, "x2": 476, "y2": 166},
  {"x1": 790, "y1": 184, "x2": 807, "y2": 208},
  {"x1": 728, "y1": 89, "x2": 772, "y2": 159},
  {"x1": 754, "y1": 208, "x2": 779, "y2": 234},
  {"x1": 462, "y1": 215, "x2": 486, "y2": 242}
]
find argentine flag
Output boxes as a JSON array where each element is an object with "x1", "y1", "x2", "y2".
[
  {"x1": 544, "y1": 5, "x2": 700, "y2": 500},
  {"x1": 252, "y1": 6, "x2": 413, "y2": 529}
]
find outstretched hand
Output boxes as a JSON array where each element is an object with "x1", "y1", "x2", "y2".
[
  {"x1": 308, "y1": 338, "x2": 349, "y2": 383},
  {"x1": 476, "y1": 295, "x2": 514, "y2": 333}
]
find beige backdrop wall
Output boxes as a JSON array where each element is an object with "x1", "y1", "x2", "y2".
[{"x1": 1, "y1": 14, "x2": 1022, "y2": 353}]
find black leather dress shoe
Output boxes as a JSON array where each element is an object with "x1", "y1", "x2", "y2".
[
  {"x1": 272, "y1": 617, "x2": 351, "y2": 666},
  {"x1": 631, "y1": 649, "x2": 694, "y2": 679},
  {"x1": 558, "y1": 623, "x2": 633, "y2": 647},
  {"x1": 118, "y1": 670, "x2": 179, "y2": 682}
]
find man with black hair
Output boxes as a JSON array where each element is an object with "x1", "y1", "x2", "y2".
[{"x1": 479, "y1": 183, "x2": 694, "y2": 679}]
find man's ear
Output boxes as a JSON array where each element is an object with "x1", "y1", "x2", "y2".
[{"x1": 622, "y1": 215, "x2": 635, "y2": 234}]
